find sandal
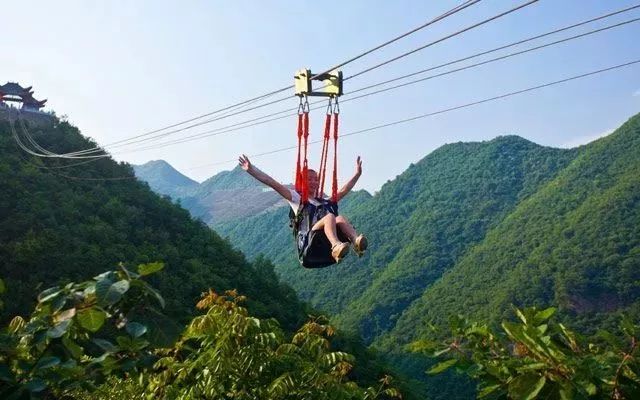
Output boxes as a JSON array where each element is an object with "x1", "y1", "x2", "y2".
[
  {"x1": 331, "y1": 242, "x2": 350, "y2": 263},
  {"x1": 353, "y1": 235, "x2": 368, "y2": 257}
]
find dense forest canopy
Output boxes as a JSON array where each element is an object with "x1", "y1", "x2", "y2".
[
  {"x1": 0, "y1": 115, "x2": 421, "y2": 398},
  {"x1": 0, "y1": 118, "x2": 305, "y2": 331},
  {"x1": 214, "y1": 113, "x2": 640, "y2": 399},
  {"x1": 3, "y1": 111, "x2": 639, "y2": 399},
  {"x1": 218, "y1": 134, "x2": 582, "y2": 342}
]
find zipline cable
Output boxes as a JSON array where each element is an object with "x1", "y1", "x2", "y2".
[
  {"x1": 12, "y1": 121, "x2": 109, "y2": 159},
  {"x1": 307, "y1": 0, "x2": 483, "y2": 80},
  {"x1": 348, "y1": 3, "x2": 640, "y2": 94},
  {"x1": 190, "y1": 59, "x2": 640, "y2": 169},
  {"x1": 113, "y1": 16, "x2": 640, "y2": 154},
  {"x1": 14, "y1": 60, "x2": 639, "y2": 178},
  {"x1": 73, "y1": 0, "x2": 539, "y2": 155},
  {"x1": 59, "y1": 0, "x2": 482, "y2": 156},
  {"x1": 345, "y1": 0, "x2": 539, "y2": 81},
  {"x1": 11, "y1": 122, "x2": 138, "y2": 179},
  {"x1": 16, "y1": 119, "x2": 108, "y2": 168},
  {"x1": 101, "y1": 0, "x2": 532, "y2": 152}
]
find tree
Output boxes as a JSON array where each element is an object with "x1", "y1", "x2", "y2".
[
  {"x1": 0, "y1": 262, "x2": 165, "y2": 398},
  {"x1": 411, "y1": 307, "x2": 640, "y2": 399}
]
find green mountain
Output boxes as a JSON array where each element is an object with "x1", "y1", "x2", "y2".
[
  {"x1": 218, "y1": 134, "x2": 580, "y2": 343},
  {"x1": 0, "y1": 118, "x2": 305, "y2": 331},
  {"x1": 133, "y1": 159, "x2": 199, "y2": 198},
  {"x1": 212, "y1": 115, "x2": 640, "y2": 399},
  {"x1": 196, "y1": 165, "x2": 262, "y2": 193},
  {"x1": 134, "y1": 164, "x2": 286, "y2": 226},
  {"x1": 385, "y1": 112, "x2": 640, "y2": 348},
  {"x1": 129, "y1": 111, "x2": 640, "y2": 399},
  {"x1": 0, "y1": 116, "x2": 427, "y2": 400}
]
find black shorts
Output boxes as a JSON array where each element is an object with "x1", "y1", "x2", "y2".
[
  {"x1": 294, "y1": 202, "x2": 344, "y2": 269},
  {"x1": 301, "y1": 228, "x2": 350, "y2": 268}
]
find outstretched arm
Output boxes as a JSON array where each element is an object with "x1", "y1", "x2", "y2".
[
  {"x1": 239, "y1": 154, "x2": 292, "y2": 201},
  {"x1": 336, "y1": 156, "x2": 362, "y2": 202}
]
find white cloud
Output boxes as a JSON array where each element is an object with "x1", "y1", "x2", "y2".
[
  {"x1": 633, "y1": 89, "x2": 640, "y2": 97},
  {"x1": 560, "y1": 128, "x2": 615, "y2": 148}
]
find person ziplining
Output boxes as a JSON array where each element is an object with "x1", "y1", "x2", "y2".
[
  {"x1": 239, "y1": 68, "x2": 367, "y2": 268},
  {"x1": 238, "y1": 154, "x2": 367, "y2": 266}
]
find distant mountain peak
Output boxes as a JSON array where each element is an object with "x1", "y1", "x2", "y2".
[
  {"x1": 141, "y1": 159, "x2": 173, "y2": 168},
  {"x1": 133, "y1": 159, "x2": 199, "y2": 198},
  {"x1": 198, "y1": 165, "x2": 262, "y2": 193}
]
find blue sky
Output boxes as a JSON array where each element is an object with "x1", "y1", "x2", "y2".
[{"x1": 2, "y1": 0, "x2": 639, "y2": 192}]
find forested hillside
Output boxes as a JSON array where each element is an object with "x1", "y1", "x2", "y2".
[
  {"x1": 386, "y1": 112, "x2": 640, "y2": 348},
  {"x1": 217, "y1": 134, "x2": 580, "y2": 344},
  {"x1": 0, "y1": 116, "x2": 434, "y2": 399},
  {"x1": 0, "y1": 118, "x2": 305, "y2": 331},
  {"x1": 131, "y1": 112, "x2": 640, "y2": 399},
  {"x1": 212, "y1": 114, "x2": 640, "y2": 399}
]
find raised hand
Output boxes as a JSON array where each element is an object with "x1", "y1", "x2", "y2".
[
  {"x1": 355, "y1": 156, "x2": 362, "y2": 176},
  {"x1": 238, "y1": 154, "x2": 252, "y2": 172}
]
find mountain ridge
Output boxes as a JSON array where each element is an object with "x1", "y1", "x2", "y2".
[
  {"x1": 132, "y1": 117, "x2": 640, "y2": 400},
  {"x1": 133, "y1": 163, "x2": 287, "y2": 225},
  {"x1": 383, "y1": 112, "x2": 640, "y2": 349},
  {"x1": 216, "y1": 134, "x2": 580, "y2": 336},
  {"x1": 133, "y1": 159, "x2": 199, "y2": 198}
]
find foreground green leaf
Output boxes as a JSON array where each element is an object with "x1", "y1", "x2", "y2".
[{"x1": 77, "y1": 307, "x2": 106, "y2": 332}]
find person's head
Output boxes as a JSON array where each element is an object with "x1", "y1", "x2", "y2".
[{"x1": 307, "y1": 169, "x2": 319, "y2": 195}]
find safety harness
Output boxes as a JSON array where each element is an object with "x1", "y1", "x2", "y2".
[{"x1": 291, "y1": 96, "x2": 341, "y2": 268}]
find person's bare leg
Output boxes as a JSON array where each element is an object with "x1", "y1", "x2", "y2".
[
  {"x1": 312, "y1": 214, "x2": 341, "y2": 246},
  {"x1": 336, "y1": 215, "x2": 357, "y2": 242},
  {"x1": 337, "y1": 215, "x2": 367, "y2": 256},
  {"x1": 312, "y1": 214, "x2": 350, "y2": 261}
]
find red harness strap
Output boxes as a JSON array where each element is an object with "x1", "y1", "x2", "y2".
[
  {"x1": 317, "y1": 111, "x2": 332, "y2": 198},
  {"x1": 295, "y1": 98, "x2": 311, "y2": 204},
  {"x1": 331, "y1": 112, "x2": 339, "y2": 203},
  {"x1": 301, "y1": 110, "x2": 310, "y2": 203},
  {"x1": 295, "y1": 96, "x2": 339, "y2": 205},
  {"x1": 295, "y1": 113, "x2": 303, "y2": 194}
]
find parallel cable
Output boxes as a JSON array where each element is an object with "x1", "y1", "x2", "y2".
[
  {"x1": 14, "y1": 61, "x2": 640, "y2": 177},
  {"x1": 152, "y1": 1, "x2": 640, "y2": 149},
  {"x1": 13, "y1": 120, "x2": 109, "y2": 159},
  {"x1": 102, "y1": 0, "x2": 529, "y2": 152},
  {"x1": 11, "y1": 121, "x2": 137, "y2": 180},
  {"x1": 189, "y1": 59, "x2": 640, "y2": 169},
  {"x1": 348, "y1": 3, "x2": 640, "y2": 95},
  {"x1": 308, "y1": 0, "x2": 482, "y2": 80},
  {"x1": 342, "y1": 17, "x2": 640, "y2": 103},
  {"x1": 100, "y1": 0, "x2": 534, "y2": 152},
  {"x1": 102, "y1": 0, "x2": 546, "y2": 153},
  {"x1": 113, "y1": 16, "x2": 640, "y2": 154},
  {"x1": 346, "y1": 0, "x2": 539, "y2": 81},
  {"x1": 18, "y1": 120, "x2": 109, "y2": 168},
  {"x1": 61, "y1": 0, "x2": 481, "y2": 156},
  {"x1": 97, "y1": 95, "x2": 295, "y2": 152},
  {"x1": 17, "y1": 118, "x2": 104, "y2": 168}
]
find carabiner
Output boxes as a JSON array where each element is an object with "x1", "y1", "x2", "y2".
[
  {"x1": 325, "y1": 97, "x2": 333, "y2": 115},
  {"x1": 303, "y1": 95, "x2": 310, "y2": 113}
]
